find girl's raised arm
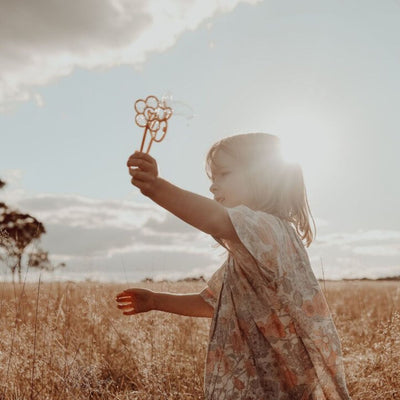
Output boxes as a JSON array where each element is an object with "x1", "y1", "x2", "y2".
[{"x1": 127, "y1": 151, "x2": 239, "y2": 241}]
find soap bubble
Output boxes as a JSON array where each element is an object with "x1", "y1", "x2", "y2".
[{"x1": 161, "y1": 91, "x2": 196, "y2": 120}]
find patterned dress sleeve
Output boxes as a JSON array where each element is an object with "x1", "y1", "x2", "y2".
[
  {"x1": 199, "y1": 261, "x2": 227, "y2": 309},
  {"x1": 220, "y1": 204, "x2": 284, "y2": 280}
]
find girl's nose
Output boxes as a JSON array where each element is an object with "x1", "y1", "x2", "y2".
[{"x1": 209, "y1": 182, "x2": 217, "y2": 194}]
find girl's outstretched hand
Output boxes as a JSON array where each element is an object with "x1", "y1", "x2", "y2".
[
  {"x1": 115, "y1": 288, "x2": 155, "y2": 315},
  {"x1": 127, "y1": 151, "x2": 159, "y2": 197}
]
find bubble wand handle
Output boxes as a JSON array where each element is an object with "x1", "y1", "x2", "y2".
[{"x1": 139, "y1": 125, "x2": 149, "y2": 152}]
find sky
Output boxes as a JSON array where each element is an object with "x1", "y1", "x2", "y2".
[{"x1": 1, "y1": 0, "x2": 400, "y2": 282}]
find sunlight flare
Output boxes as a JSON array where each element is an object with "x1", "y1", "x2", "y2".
[{"x1": 275, "y1": 111, "x2": 337, "y2": 179}]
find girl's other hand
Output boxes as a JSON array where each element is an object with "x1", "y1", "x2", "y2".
[
  {"x1": 115, "y1": 288, "x2": 155, "y2": 315},
  {"x1": 127, "y1": 151, "x2": 159, "y2": 197}
]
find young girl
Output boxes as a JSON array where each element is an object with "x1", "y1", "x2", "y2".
[{"x1": 116, "y1": 133, "x2": 352, "y2": 399}]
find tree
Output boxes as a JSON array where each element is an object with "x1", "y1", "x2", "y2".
[
  {"x1": 0, "y1": 201, "x2": 46, "y2": 282},
  {"x1": 28, "y1": 248, "x2": 66, "y2": 271},
  {"x1": 0, "y1": 178, "x2": 66, "y2": 282}
]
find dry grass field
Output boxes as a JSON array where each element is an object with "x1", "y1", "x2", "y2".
[{"x1": 0, "y1": 279, "x2": 399, "y2": 399}]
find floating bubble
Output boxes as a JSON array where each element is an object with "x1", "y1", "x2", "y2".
[
  {"x1": 156, "y1": 107, "x2": 166, "y2": 120},
  {"x1": 161, "y1": 91, "x2": 196, "y2": 120}
]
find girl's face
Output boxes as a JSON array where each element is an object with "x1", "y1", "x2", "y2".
[{"x1": 209, "y1": 150, "x2": 252, "y2": 208}]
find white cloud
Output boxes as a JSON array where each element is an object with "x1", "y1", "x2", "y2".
[
  {"x1": 144, "y1": 212, "x2": 196, "y2": 233},
  {"x1": 352, "y1": 244, "x2": 400, "y2": 257},
  {"x1": 0, "y1": 0, "x2": 260, "y2": 110},
  {"x1": 315, "y1": 229, "x2": 400, "y2": 246},
  {"x1": 0, "y1": 181, "x2": 220, "y2": 281},
  {"x1": 308, "y1": 228, "x2": 400, "y2": 280},
  {"x1": 40, "y1": 223, "x2": 136, "y2": 257},
  {"x1": 16, "y1": 193, "x2": 162, "y2": 229},
  {"x1": 11, "y1": 191, "x2": 213, "y2": 254},
  {"x1": 2, "y1": 175, "x2": 399, "y2": 282}
]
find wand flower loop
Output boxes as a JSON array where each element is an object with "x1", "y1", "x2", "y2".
[{"x1": 134, "y1": 95, "x2": 173, "y2": 153}]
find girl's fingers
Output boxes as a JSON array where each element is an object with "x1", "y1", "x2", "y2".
[
  {"x1": 132, "y1": 151, "x2": 156, "y2": 164},
  {"x1": 115, "y1": 289, "x2": 144, "y2": 315},
  {"x1": 116, "y1": 294, "x2": 129, "y2": 299},
  {"x1": 126, "y1": 153, "x2": 158, "y2": 195},
  {"x1": 130, "y1": 179, "x2": 154, "y2": 195},
  {"x1": 130, "y1": 179, "x2": 147, "y2": 193},
  {"x1": 127, "y1": 157, "x2": 154, "y2": 172},
  {"x1": 129, "y1": 170, "x2": 154, "y2": 183},
  {"x1": 116, "y1": 298, "x2": 131, "y2": 303},
  {"x1": 123, "y1": 309, "x2": 137, "y2": 316},
  {"x1": 117, "y1": 303, "x2": 133, "y2": 310},
  {"x1": 116, "y1": 296, "x2": 133, "y2": 303},
  {"x1": 128, "y1": 168, "x2": 145, "y2": 179},
  {"x1": 116, "y1": 292, "x2": 132, "y2": 299},
  {"x1": 127, "y1": 152, "x2": 156, "y2": 167}
]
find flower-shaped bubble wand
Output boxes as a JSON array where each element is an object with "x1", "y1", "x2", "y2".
[{"x1": 134, "y1": 95, "x2": 173, "y2": 153}]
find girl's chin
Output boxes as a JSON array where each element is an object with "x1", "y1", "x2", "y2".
[{"x1": 221, "y1": 201, "x2": 237, "y2": 208}]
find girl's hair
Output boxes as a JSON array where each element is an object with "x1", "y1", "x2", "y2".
[{"x1": 206, "y1": 133, "x2": 316, "y2": 247}]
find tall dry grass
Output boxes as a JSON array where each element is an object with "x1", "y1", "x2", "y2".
[{"x1": 0, "y1": 279, "x2": 399, "y2": 399}]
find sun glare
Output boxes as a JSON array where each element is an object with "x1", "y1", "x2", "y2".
[{"x1": 273, "y1": 112, "x2": 337, "y2": 179}]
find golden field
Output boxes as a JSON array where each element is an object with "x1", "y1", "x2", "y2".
[{"x1": 0, "y1": 279, "x2": 399, "y2": 399}]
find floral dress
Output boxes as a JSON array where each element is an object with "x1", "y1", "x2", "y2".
[{"x1": 200, "y1": 205, "x2": 351, "y2": 400}]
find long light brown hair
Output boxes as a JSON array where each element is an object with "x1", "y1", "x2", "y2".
[{"x1": 206, "y1": 133, "x2": 316, "y2": 247}]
